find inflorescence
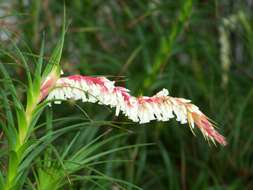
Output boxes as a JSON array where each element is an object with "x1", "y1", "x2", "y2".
[{"x1": 43, "y1": 74, "x2": 227, "y2": 146}]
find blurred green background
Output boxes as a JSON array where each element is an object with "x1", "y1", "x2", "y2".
[{"x1": 1, "y1": 0, "x2": 253, "y2": 189}]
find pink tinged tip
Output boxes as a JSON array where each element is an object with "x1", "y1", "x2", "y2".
[
  {"x1": 39, "y1": 74, "x2": 59, "y2": 102},
  {"x1": 191, "y1": 112, "x2": 227, "y2": 146}
]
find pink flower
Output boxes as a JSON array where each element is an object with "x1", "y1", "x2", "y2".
[{"x1": 45, "y1": 74, "x2": 227, "y2": 146}]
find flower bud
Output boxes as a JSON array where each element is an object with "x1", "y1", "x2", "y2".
[{"x1": 39, "y1": 66, "x2": 62, "y2": 102}]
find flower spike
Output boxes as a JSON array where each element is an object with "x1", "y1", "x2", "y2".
[{"x1": 45, "y1": 74, "x2": 227, "y2": 146}]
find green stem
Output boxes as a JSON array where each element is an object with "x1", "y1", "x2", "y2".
[{"x1": 4, "y1": 99, "x2": 39, "y2": 190}]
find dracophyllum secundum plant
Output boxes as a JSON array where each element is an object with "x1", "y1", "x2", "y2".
[{"x1": 0, "y1": 15, "x2": 227, "y2": 190}]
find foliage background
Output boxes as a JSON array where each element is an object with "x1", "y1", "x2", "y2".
[{"x1": 0, "y1": 0, "x2": 253, "y2": 189}]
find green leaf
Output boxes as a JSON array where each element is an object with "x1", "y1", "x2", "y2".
[
  {"x1": 7, "y1": 151, "x2": 19, "y2": 186},
  {"x1": 73, "y1": 174, "x2": 142, "y2": 190},
  {"x1": 17, "y1": 107, "x2": 28, "y2": 145},
  {"x1": 158, "y1": 142, "x2": 180, "y2": 190},
  {"x1": 0, "y1": 91, "x2": 18, "y2": 150},
  {"x1": 79, "y1": 143, "x2": 153, "y2": 166},
  {"x1": 69, "y1": 132, "x2": 126, "y2": 163},
  {"x1": 19, "y1": 122, "x2": 93, "y2": 171},
  {"x1": 42, "y1": 7, "x2": 66, "y2": 79},
  {"x1": 9, "y1": 36, "x2": 33, "y2": 90},
  {"x1": 33, "y1": 35, "x2": 45, "y2": 97},
  {"x1": 0, "y1": 90, "x2": 14, "y2": 129},
  {"x1": 0, "y1": 63, "x2": 23, "y2": 109},
  {"x1": 61, "y1": 131, "x2": 80, "y2": 160}
]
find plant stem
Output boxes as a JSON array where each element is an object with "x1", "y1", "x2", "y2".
[{"x1": 4, "y1": 98, "x2": 39, "y2": 190}]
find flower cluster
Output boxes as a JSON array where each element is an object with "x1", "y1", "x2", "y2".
[{"x1": 45, "y1": 75, "x2": 227, "y2": 146}]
